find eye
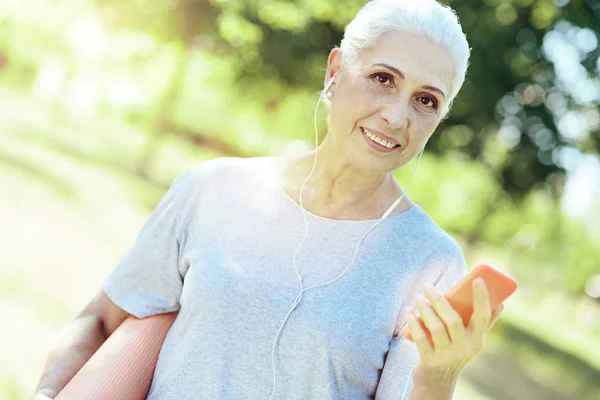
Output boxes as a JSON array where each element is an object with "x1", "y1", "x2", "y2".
[
  {"x1": 372, "y1": 73, "x2": 394, "y2": 87},
  {"x1": 417, "y1": 96, "x2": 438, "y2": 109}
]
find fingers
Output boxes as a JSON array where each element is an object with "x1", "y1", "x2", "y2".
[
  {"x1": 415, "y1": 293, "x2": 451, "y2": 348},
  {"x1": 406, "y1": 309, "x2": 433, "y2": 357},
  {"x1": 423, "y1": 283, "x2": 465, "y2": 346},
  {"x1": 468, "y1": 278, "x2": 491, "y2": 339}
]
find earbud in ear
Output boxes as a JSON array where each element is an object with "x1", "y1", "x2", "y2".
[
  {"x1": 322, "y1": 77, "x2": 335, "y2": 100},
  {"x1": 324, "y1": 77, "x2": 335, "y2": 92}
]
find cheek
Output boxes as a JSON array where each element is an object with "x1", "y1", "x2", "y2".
[
  {"x1": 408, "y1": 116, "x2": 440, "y2": 144},
  {"x1": 329, "y1": 82, "x2": 378, "y2": 130},
  {"x1": 418, "y1": 116, "x2": 439, "y2": 134},
  {"x1": 354, "y1": 82, "x2": 385, "y2": 112},
  {"x1": 345, "y1": 77, "x2": 383, "y2": 110}
]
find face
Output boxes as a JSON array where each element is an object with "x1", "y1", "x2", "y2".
[{"x1": 324, "y1": 32, "x2": 456, "y2": 172}]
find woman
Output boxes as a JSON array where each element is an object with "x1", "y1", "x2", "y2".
[{"x1": 33, "y1": 0, "x2": 504, "y2": 399}]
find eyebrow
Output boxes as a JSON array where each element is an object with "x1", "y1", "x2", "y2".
[{"x1": 372, "y1": 63, "x2": 447, "y2": 99}]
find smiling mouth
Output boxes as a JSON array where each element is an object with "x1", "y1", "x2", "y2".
[{"x1": 361, "y1": 127, "x2": 401, "y2": 149}]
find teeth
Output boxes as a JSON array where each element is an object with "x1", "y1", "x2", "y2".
[{"x1": 363, "y1": 128, "x2": 398, "y2": 149}]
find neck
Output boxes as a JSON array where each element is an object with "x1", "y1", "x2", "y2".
[{"x1": 280, "y1": 141, "x2": 410, "y2": 220}]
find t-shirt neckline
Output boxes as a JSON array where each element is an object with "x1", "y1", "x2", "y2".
[{"x1": 277, "y1": 184, "x2": 421, "y2": 224}]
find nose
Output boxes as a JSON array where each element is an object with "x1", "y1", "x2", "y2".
[{"x1": 380, "y1": 97, "x2": 409, "y2": 131}]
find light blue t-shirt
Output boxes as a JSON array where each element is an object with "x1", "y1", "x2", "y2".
[{"x1": 103, "y1": 156, "x2": 467, "y2": 400}]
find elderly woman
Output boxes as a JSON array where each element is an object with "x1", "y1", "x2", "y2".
[{"x1": 33, "y1": 0, "x2": 504, "y2": 399}]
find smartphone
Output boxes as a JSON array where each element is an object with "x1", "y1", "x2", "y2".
[{"x1": 404, "y1": 264, "x2": 518, "y2": 342}]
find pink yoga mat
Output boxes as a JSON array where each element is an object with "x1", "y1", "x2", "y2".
[{"x1": 56, "y1": 312, "x2": 176, "y2": 400}]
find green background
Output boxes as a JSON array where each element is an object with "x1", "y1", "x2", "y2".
[{"x1": 1, "y1": 0, "x2": 599, "y2": 399}]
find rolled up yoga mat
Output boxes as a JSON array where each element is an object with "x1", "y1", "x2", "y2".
[{"x1": 56, "y1": 312, "x2": 177, "y2": 400}]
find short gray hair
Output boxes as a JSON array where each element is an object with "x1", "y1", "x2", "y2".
[{"x1": 338, "y1": 0, "x2": 470, "y2": 107}]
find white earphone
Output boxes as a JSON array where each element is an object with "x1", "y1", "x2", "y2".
[
  {"x1": 268, "y1": 73, "x2": 422, "y2": 400},
  {"x1": 324, "y1": 76, "x2": 335, "y2": 98}
]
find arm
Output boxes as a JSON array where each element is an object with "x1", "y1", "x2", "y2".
[
  {"x1": 404, "y1": 279, "x2": 504, "y2": 400},
  {"x1": 376, "y1": 246, "x2": 468, "y2": 400},
  {"x1": 32, "y1": 166, "x2": 200, "y2": 399},
  {"x1": 409, "y1": 364, "x2": 457, "y2": 400},
  {"x1": 32, "y1": 290, "x2": 130, "y2": 399}
]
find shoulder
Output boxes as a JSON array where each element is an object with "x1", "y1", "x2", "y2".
[
  {"x1": 175, "y1": 156, "x2": 274, "y2": 186},
  {"x1": 405, "y1": 206, "x2": 464, "y2": 257},
  {"x1": 167, "y1": 156, "x2": 278, "y2": 210},
  {"x1": 425, "y1": 228, "x2": 467, "y2": 290},
  {"x1": 162, "y1": 157, "x2": 270, "y2": 232},
  {"x1": 402, "y1": 206, "x2": 467, "y2": 283}
]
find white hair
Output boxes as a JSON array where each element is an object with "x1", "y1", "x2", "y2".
[{"x1": 337, "y1": 0, "x2": 470, "y2": 107}]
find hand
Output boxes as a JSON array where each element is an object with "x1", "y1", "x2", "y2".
[{"x1": 406, "y1": 277, "x2": 503, "y2": 385}]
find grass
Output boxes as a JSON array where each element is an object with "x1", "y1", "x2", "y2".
[{"x1": 503, "y1": 294, "x2": 600, "y2": 372}]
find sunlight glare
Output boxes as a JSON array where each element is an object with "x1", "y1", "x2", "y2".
[{"x1": 68, "y1": 15, "x2": 106, "y2": 58}]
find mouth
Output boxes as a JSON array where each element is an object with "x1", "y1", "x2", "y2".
[{"x1": 360, "y1": 127, "x2": 402, "y2": 153}]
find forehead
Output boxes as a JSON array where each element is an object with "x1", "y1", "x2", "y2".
[{"x1": 356, "y1": 31, "x2": 456, "y2": 97}]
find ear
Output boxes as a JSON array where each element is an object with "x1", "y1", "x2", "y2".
[{"x1": 324, "y1": 48, "x2": 343, "y2": 88}]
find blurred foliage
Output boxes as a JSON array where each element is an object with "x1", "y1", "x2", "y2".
[
  {"x1": 1, "y1": 2, "x2": 600, "y2": 399},
  {"x1": 0, "y1": 1, "x2": 599, "y2": 288},
  {"x1": 89, "y1": 0, "x2": 600, "y2": 199}
]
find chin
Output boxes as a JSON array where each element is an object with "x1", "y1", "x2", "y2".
[
  {"x1": 347, "y1": 140, "x2": 405, "y2": 172},
  {"x1": 349, "y1": 150, "x2": 401, "y2": 173}
]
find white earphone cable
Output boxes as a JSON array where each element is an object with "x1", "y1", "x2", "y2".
[{"x1": 268, "y1": 78, "x2": 423, "y2": 400}]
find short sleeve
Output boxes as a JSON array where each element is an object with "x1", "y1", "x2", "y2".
[
  {"x1": 103, "y1": 171, "x2": 192, "y2": 319},
  {"x1": 375, "y1": 241, "x2": 468, "y2": 400},
  {"x1": 374, "y1": 337, "x2": 419, "y2": 400},
  {"x1": 432, "y1": 247, "x2": 468, "y2": 294}
]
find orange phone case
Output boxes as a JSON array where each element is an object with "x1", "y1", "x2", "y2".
[{"x1": 404, "y1": 264, "x2": 518, "y2": 342}]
